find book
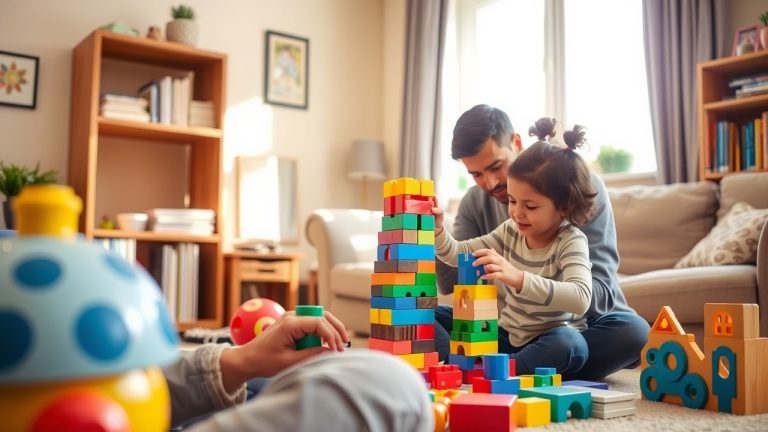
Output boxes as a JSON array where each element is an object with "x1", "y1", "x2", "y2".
[{"x1": 138, "y1": 81, "x2": 160, "y2": 123}]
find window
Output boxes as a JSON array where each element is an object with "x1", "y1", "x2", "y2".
[{"x1": 439, "y1": 0, "x2": 656, "y2": 201}]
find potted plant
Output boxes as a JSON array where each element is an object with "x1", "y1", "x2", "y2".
[
  {"x1": 166, "y1": 4, "x2": 198, "y2": 46},
  {"x1": 596, "y1": 146, "x2": 633, "y2": 174},
  {"x1": 0, "y1": 162, "x2": 58, "y2": 229},
  {"x1": 760, "y1": 11, "x2": 768, "y2": 51}
]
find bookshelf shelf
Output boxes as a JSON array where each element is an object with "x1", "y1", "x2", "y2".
[
  {"x1": 69, "y1": 30, "x2": 227, "y2": 330},
  {"x1": 698, "y1": 50, "x2": 768, "y2": 181}
]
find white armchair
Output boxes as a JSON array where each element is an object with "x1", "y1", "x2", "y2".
[{"x1": 305, "y1": 209, "x2": 382, "y2": 335}]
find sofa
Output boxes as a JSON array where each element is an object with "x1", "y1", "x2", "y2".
[
  {"x1": 306, "y1": 172, "x2": 768, "y2": 337},
  {"x1": 610, "y1": 171, "x2": 768, "y2": 338}
]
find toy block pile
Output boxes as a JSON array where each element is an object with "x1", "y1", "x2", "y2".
[
  {"x1": 446, "y1": 252, "x2": 499, "y2": 382},
  {"x1": 367, "y1": 177, "x2": 439, "y2": 371}
]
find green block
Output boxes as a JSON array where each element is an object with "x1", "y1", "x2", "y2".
[
  {"x1": 415, "y1": 272, "x2": 436, "y2": 285},
  {"x1": 533, "y1": 374, "x2": 553, "y2": 387},
  {"x1": 419, "y1": 214, "x2": 435, "y2": 230},
  {"x1": 382, "y1": 284, "x2": 437, "y2": 297},
  {"x1": 296, "y1": 305, "x2": 324, "y2": 350},
  {"x1": 453, "y1": 319, "x2": 498, "y2": 333},
  {"x1": 382, "y1": 214, "x2": 418, "y2": 231},
  {"x1": 460, "y1": 330, "x2": 498, "y2": 342}
]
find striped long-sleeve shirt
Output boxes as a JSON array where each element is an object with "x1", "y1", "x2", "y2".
[{"x1": 435, "y1": 220, "x2": 592, "y2": 347}]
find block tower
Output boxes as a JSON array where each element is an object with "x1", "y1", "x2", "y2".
[
  {"x1": 368, "y1": 177, "x2": 439, "y2": 371},
  {"x1": 447, "y1": 253, "x2": 499, "y2": 382}
]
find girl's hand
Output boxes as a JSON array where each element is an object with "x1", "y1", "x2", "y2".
[
  {"x1": 431, "y1": 196, "x2": 444, "y2": 236},
  {"x1": 473, "y1": 248, "x2": 524, "y2": 292}
]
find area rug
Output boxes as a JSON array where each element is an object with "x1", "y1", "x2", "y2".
[{"x1": 525, "y1": 367, "x2": 768, "y2": 431}]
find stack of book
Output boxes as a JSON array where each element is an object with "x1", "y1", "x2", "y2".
[
  {"x1": 149, "y1": 242, "x2": 200, "y2": 321},
  {"x1": 99, "y1": 94, "x2": 150, "y2": 123},
  {"x1": 730, "y1": 73, "x2": 768, "y2": 99},
  {"x1": 190, "y1": 100, "x2": 215, "y2": 127},
  {"x1": 146, "y1": 208, "x2": 215, "y2": 235},
  {"x1": 138, "y1": 73, "x2": 194, "y2": 126}
]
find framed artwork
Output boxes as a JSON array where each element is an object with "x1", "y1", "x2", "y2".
[
  {"x1": 264, "y1": 31, "x2": 309, "y2": 109},
  {"x1": 0, "y1": 50, "x2": 39, "y2": 109},
  {"x1": 732, "y1": 25, "x2": 762, "y2": 55}
]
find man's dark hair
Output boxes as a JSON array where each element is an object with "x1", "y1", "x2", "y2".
[{"x1": 451, "y1": 104, "x2": 514, "y2": 160}]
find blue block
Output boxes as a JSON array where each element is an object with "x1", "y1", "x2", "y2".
[
  {"x1": 390, "y1": 244, "x2": 435, "y2": 260},
  {"x1": 640, "y1": 340, "x2": 709, "y2": 410},
  {"x1": 458, "y1": 252, "x2": 486, "y2": 285},
  {"x1": 518, "y1": 386, "x2": 592, "y2": 422},
  {"x1": 711, "y1": 346, "x2": 736, "y2": 413},
  {"x1": 389, "y1": 308, "x2": 435, "y2": 325},
  {"x1": 448, "y1": 353, "x2": 484, "y2": 371},
  {"x1": 561, "y1": 380, "x2": 609, "y2": 390},
  {"x1": 491, "y1": 377, "x2": 520, "y2": 395},
  {"x1": 535, "y1": 367, "x2": 557, "y2": 376},
  {"x1": 377, "y1": 245, "x2": 389, "y2": 261},
  {"x1": 483, "y1": 353, "x2": 510, "y2": 380},
  {"x1": 370, "y1": 296, "x2": 417, "y2": 310}
]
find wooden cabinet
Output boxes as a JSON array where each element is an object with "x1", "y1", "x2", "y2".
[
  {"x1": 698, "y1": 50, "x2": 768, "y2": 181},
  {"x1": 68, "y1": 30, "x2": 227, "y2": 330}
]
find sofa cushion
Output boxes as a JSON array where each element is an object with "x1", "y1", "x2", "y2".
[
  {"x1": 717, "y1": 172, "x2": 768, "y2": 219},
  {"x1": 609, "y1": 181, "x2": 718, "y2": 275},
  {"x1": 619, "y1": 265, "x2": 757, "y2": 324},
  {"x1": 675, "y1": 202, "x2": 768, "y2": 268},
  {"x1": 330, "y1": 262, "x2": 373, "y2": 299}
]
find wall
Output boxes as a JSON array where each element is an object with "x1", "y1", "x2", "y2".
[
  {"x1": 0, "y1": 0, "x2": 405, "y2": 278},
  {"x1": 727, "y1": 0, "x2": 767, "y2": 49}
]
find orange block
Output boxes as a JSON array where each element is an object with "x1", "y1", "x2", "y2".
[
  {"x1": 368, "y1": 337, "x2": 412, "y2": 355},
  {"x1": 371, "y1": 272, "x2": 416, "y2": 285}
]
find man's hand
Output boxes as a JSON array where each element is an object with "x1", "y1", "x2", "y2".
[
  {"x1": 220, "y1": 310, "x2": 350, "y2": 392},
  {"x1": 432, "y1": 196, "x2": 444, "y2": 236},
  {"x1": 473, "y1": 248, "x2": 524, "y2": 292}
]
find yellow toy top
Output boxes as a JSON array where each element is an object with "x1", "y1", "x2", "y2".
[{"x1": 12, "y1": 185, "x2": 82, "y2": 238}]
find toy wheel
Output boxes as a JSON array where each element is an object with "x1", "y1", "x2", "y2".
[
  {"x1": 640, "y1": 368, "x2": 663, "y2": 401},
  {"x1": 680, "y1": 373, "x2": 708, "y2": 409}
]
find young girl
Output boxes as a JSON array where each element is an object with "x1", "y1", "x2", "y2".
[{"x1": 433, "y1": 117, "x2": 597, "y2": 376}]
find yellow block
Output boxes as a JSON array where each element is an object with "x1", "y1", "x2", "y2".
[
  {"x1": 553, "y1": 373, "x2": 562, "y2": 386},
  {"x1": 417, "y1": 230, "x2": 435, "y2": 245},
  {"x1": 383, "y1": 179, "x2": 396, "y2": 198},
  {"x1": 516, "y1": 397, "x2": 551, "y2": 427},
  {"x1": 379, "y1": 308, "x2": 392, "y2": 325},
  {"x1": 399, "y1": 352, "x2": 425, "y2": 369},
  {"x1": 420, "y1": 179, "x2": 435, "y2": 197},
  {"x1": 393, "y1": 177, "x2": 421, "y2": 195},
  {"x1": 370, "y1": 308, "x2": 380, "y2": 324},
  {"x1": 519, "y1": 375, "x2": 534, "y2": 388},
  {"x1": 453, "y1": 284, "x2": 496, "y2": 301},
  {"x1": 450, "y1": 340, "x2": 498, "y2": 356}
]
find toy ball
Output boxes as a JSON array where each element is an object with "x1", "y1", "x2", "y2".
[{"x1": 229, "y1": 298, "x2": 286, "y2": 345}]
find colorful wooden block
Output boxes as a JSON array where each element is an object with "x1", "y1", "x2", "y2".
[
  {"x1": 370, "y1": 285, "x2": 383, "y2": 297},
  {"x1": 429, "y1": 365, "x2": 463, "y2": 390},
  {"x1": 371, "y1": 272, "x2": 415, "y2": 285},
  {"x1": 448, "y1": 354, "x2": 484, "y2": 371},
  {"x1": 535, "y1": 367, "x2": 556, "y2": 375},
  {"x1": 420, "y1": 179, "x2": 434, "y2": 197},
  {"x1": 370, "y1": 296, "x2": 417, "y2": 310},
  {"x1": 515, "y1": 397, "x2": 551, "y2": 427},
  {"x1": 381, "y1": 284, "x2": 437, "y2": 297},
  {"x1": 453, "y1": 307, "x2": 499, "y2": 321},
  {"x1": 411, "y1": 339, "x2": 436, "y2": 354},
  {"x1": 417, "y1": 260, "x2": 436, "y2": 273},
  {"x1": 369, "y1": 308, "x2": 380, "y2": 324},
  {"x1": 451, "y1": 330, "x2": 499, "y2": 342},
  {"x1": 423, "y1": 351, "x2": 440, "y2": 369},
  {"x1": 374, "y1": 259, "x2": 419, "y2": 273},
  {"x1": 393, "y1": 177, "x2": 421, "y2": 195},
  {"x1": 484, "y1": 353, "x2": 510, "y2": 380},
  {"x1": 417, "y1": 230, "x2": 435, "y2": 245},
  {"x1": 449, "y1": 393, "x2": 517, "y2": 432},
  {"x1": 453, "y1": 318, "x2": 498, "y2": 333},
  {"x1": 419, "y1": 214, "x2": 435, "y2": 230},
  {"x1": 533, "y1": 375, "x2": 553, "y2": 387},
  {"x1": 462, "y1": 368, "x2": 484, "y2": 384},
  {"x1": 458, "y1": 252, "x2": 487, "y2": 285},
  {"x1": 388, "y1": 244, "x2": 436, "y2": 260},
  {"x1": 370, "y1": 323, "x2": 416, "y2": 341},
  {"x1": 518, "y1": 375, "x2": 534, "y2": 388},
  {"x1": 381, "y1": 213, "x2": 419, "y2": 231},
  {"x1": 380, "y1": 308, "x2": 435, "y2": 325},
  {"x1": 368, "y1": 337, "x2": 412, "y2": 354},
  {"x1": 453, "y1": 284, "x2": 497, "y2": 301},
  {"x1": 394, "y1": 195, "x2": 434, "y2": 215},
  {"x1": 398, "y1": 352, "x2": 425, "y2": 369},
  {"x1": 416, "y1": 296, "x2": 438, "y2": 309},
  {"x1": 415, "y1": 324, "x2": 435, "y2": 339},
  {"x1": 518, "y1": 386, "x2": 592, "y2": 422},
  {"x1": 450, "y1": 340, "x2": 498, "y2": 356}
]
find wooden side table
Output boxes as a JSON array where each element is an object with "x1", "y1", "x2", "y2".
[{"x1": 224, "y1": 251, "x2": 302, "y2": 321}]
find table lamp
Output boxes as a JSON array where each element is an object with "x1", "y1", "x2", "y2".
[{"x1": 347, "y1": 139, "x2": 386, "y2": 208}]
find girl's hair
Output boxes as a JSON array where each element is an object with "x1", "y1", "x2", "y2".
[{"x1": 508, "y1": 117, "x2": 597, "y2": 226}]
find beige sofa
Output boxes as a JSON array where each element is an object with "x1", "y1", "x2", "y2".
[
  {"x1": 306, "y1": 172, "x2": 768, "y2": 337},
  {"x1": 611, "y1": 172, "x2": 768, "y2": 337}
]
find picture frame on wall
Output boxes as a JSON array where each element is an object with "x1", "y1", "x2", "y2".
[
  {"x1": 264, "y1": 31, "x2": 309, "y2": 109},
  {"x1": 0, "y1": 50, "x2": 39, "y2": 109},
  {"x1": 731, "y1": 25, "x2": 762, "y2": 55}
]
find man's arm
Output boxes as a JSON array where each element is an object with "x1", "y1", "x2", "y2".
[{"x1": 436, "y1": 192, "x2": 486, "y2": 294}]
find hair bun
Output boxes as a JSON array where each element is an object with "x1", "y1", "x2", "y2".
[
  {"x1": 528, "y1": 117, "x2": 557, "y2": 141},
  {"x1": 562, "y1": 125, "x2": 587, "y2": 150}
]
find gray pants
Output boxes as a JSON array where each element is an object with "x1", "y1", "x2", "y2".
[{"x1": 187, "y1": 349, "x2": 433, "y2": 432}]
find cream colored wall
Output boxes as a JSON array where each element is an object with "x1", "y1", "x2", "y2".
[{"x1": 0, "y1": 0, "x2": 405, "y2": 278}]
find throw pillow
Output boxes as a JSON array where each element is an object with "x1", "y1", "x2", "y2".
[{"x1": 674, "y1": 202, "x2": 768, "y2": 268}]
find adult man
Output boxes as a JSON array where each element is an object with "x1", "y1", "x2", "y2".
[{"x1": 435, "y1": 104, "x2": 649, "y2": 380}]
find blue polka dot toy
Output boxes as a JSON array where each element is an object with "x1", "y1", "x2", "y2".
[{"x1": 0, "y1": 185, "x2": 179, "y2": 384}]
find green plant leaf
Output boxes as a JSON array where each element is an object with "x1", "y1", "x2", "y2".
[{"x1": 0, "y1": 162, "x2": 58, "y2": 198}]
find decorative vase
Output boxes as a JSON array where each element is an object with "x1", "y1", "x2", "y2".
[
  {"x1": 2, "y1": 199, "x2": 13, "y2": 229},
  {"x1": 166, "y1": 19, "x2": 198, "y2": 46},
  {"x1": 761, "y1": 27, "x2": 768, "y2": 52}
]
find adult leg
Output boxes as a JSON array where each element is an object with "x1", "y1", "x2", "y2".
[
  {"x1": 498, "y1": 326, "x2": 589, "y2": 378},
  {"x1": 570, "y1": 311, "x2": 650, "y2": 380},
  {"x1": 191, "y1": 350, "x2": 433, "y2": 432},
  {"x1": 435, "y1": 305, "x2": 453, "y2": 362}
]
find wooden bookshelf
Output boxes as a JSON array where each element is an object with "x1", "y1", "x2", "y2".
[
  {"x1": 68, "y1": 30, "x2": 227, "y2": 330},
  {"x1": 698, "y1": 50, "x2": 768, "y2": 181}
]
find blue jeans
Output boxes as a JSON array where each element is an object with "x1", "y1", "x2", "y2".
[{"x1": 435, "y1": 305, "x2": 649, "y2": 380}]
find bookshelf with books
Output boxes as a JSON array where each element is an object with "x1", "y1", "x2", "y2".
[
  {"x1": 68, "y1": 30, "x2": 227, "y2": 331},
  {"x1": 698, "y1": 49, "x2": 768, "y2": 181}
]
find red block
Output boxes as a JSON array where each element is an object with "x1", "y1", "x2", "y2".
[
  {"x1": 384, "y1": 196, "x2": 396, "y2": 215},
  {"x1": 367, "y1": 337, "x2": 412, "y2": 355},
  {"x1": 463, "y1": 368, "x2": 484, "y2": 384},
  {"x1": 428, "y1": 365, "x2": 463, "y2": 390},
  {"x1": 423, "y1": 351, "x2": 440, "y2": 369},
  {"x1": 472, "y1": 376, "x2": 492, "y2": 393},
  {"x1": 509, "y1": 358, "x2": 517, "y2": 377},
  {"x1": 416, "y1": 324, "x2": 435, "y2": 339},
  {"x1": 394, "y1": 195, "x2": 434, "y2": 215},
  {"x1": 449, "y1": 393, "x2": 517, "y2": 432}
]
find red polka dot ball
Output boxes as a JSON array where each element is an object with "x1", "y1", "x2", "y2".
[{"x1": 229, "y1": 298, "x2": 286, "y2": 345}]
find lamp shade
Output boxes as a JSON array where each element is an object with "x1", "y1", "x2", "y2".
[{"x1": 347, "y1": 139, "x2": 387, "y2": 180}]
